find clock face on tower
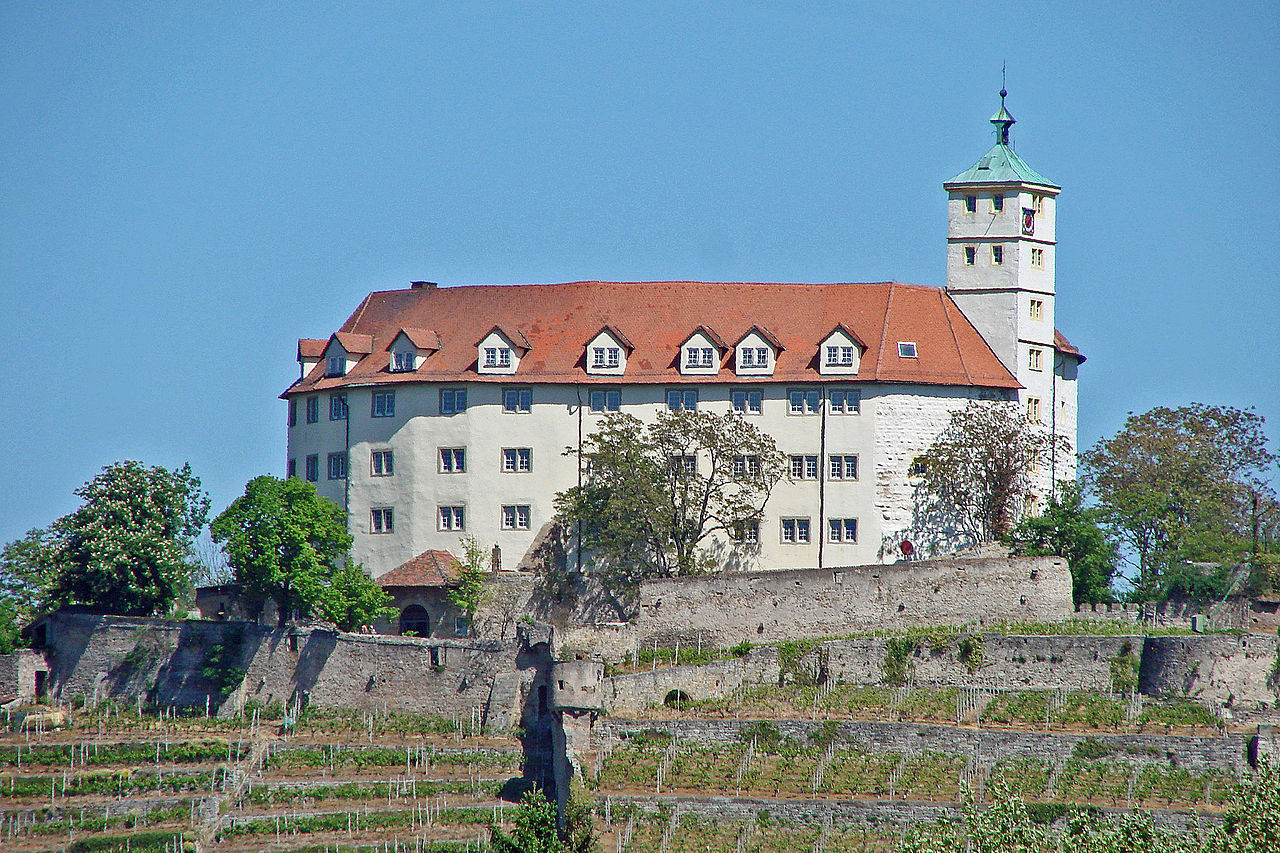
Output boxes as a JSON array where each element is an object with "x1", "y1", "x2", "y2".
[{"x1": 1022, "y1": 208, "x2": 1035, "y2": 236}]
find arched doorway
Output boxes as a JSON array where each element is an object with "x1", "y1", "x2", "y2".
[{"x1": 399, "y1": 605, "x2": 431, "y2": 636}]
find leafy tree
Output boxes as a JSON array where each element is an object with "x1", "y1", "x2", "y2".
[
  {"x1": 916, "y1": 402, "x2": 1060, "y2": 545},
  {"x1": 0, "y1": 526, "x2": 62, "y2": 628},
  {"x1": 447, "y1": 535, "x2": 492, "y2": 626},
  {"x1": 1006, "y1": 482, "x2": 1119, "y2": 604},
  {"x1": 554, "y1": 409, "x2": 786, "y2": 588},
  {"x1": 1080, "y1": 404, "x2": 1279, "y2": 600},
  {"x1": 489, "y1": 789, "x2": 570, "y2": 853},
  {"x1": 211, "y1": 476, "x2": 351, "y2": 627},
  {"x1": 33, "y1": 461, "x2": 211, "y2": 616},
  {"x1": 317, "y1": 558, "x2": 394, "y2": 632}
]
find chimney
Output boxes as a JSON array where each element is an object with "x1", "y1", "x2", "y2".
[{"x1": 410, "y1": 281, "x2": 438, "y2": 290}]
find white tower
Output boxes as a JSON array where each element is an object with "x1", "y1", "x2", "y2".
[{"x1": 945, "y1": 91, "x2": 1079, "y2": 491}]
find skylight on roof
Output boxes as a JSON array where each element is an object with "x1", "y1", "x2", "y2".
[{"x1": 898, "y1": 342, "x2": 918, "y2": 359}]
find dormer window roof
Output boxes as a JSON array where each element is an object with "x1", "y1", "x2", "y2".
[
  {"x1": 321, "y1": 332, "x2": 373, "y2": 378},
  {"x1": 386, "y1": 328, "x2": 440, "y2": 373},
  {"x1": 476, "y1": 326, "x2": 528, "y2": 375},
  {"x1": 392, "y1": 327, "x2": 441, "y2": 351},
  {"x1": 818, "y1": 323, "x2": 866, "y2": 376},
  {"x1": 332, "y1": 332, "x2": 374, "y2": 355},
  {"x1": 475, "y1": 325, "x2": 531, "y2": 353},
  {"x1": 584, "y1": 325, "x2": 633, "y2": 375},
  {"x1": 679, "y1": 326, "x2": 728, "y2": 374},
  {"x1": 733, "y1": 325, "x2": 783, "y2": 375}
]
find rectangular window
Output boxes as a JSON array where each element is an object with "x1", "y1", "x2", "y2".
[
  {"x1": 700, "y1": 347, "x2": 714, "y2": 367},
  {"x1": 454, "y1": 616, "x2": 469, "y2": 637},
  {"x1": 329, "y1": 393, "x2": 348, "y2": 421},
  {"x1": 732, "y1": 455, "x2": 761, "y2": 478},
  {"x1": 964, "y1": 245, "x2": 976, "y2": 265},
  {"x1": 781, "y1": 518, "x2": 811, "y2": 544},
  {"x1": 304, "y1": 454, "x2": 319, "y2": 482},
  {"x1": 790, "y1": 455, "x2": 819, "y2": 480},
  {"x1": 327, "y1": 452, "x2": 347, "y2": 480},
  {"x1": 371, "y1": 507, "x2": 394, "y2": 533},
  {"x1": 286, "y1": 458, "x2": 296, "y2": 478},
  {"x1": 1028, "y1": 348, "x2": 1044, "y2": 371},
  {"x1": 440, "y1": 388, "x2": 467, "y2": 414},
  {"x1": 731, "y1": 389, "x2": 763, "y2": 414},
  {"x1": 829, "y1": 388, "x2": 861, "y2": 414},
  {"x1": 991, "y1": 194, "x2": 1004, "y2": 213},
  {"x1": 371, "y1": 449, "x2": 394, "y2": 476},
  {"x1": 732, "y1": 520, "x2": 760, "y2": 543},
  {"x1": 591, "y1": 347, "x2": 607, "y2": 368},
  {"x1": 964, "y1": 195, "x2": 977, "y2": 213},
  {"x1": 666, "y1": 389, "x2": 697, "y2": 411},
  {"x1": 305, "y1": 396, "x2": 319, "y2": 424},
  {"x1": 372, "y1": 391, "x2": 396, "y2": 418},
  {"x1": 788, "y1": 388, "x2": 821, "y2": 415},
  {"x1": 1031, "y1": 247, "x2": 1045, "y2": 268},
  {"x1": 1026, "y1": 396, "x2": 1042, "y2": 424},
  {"x1": 288, "y1": 399, "x2": 297, "y2": 427},
  {"x1": 484, "y1": 347, "x2": 512, "y2": 368},
  {"x1": 438, "y1": 506, "x2": 465, "y2": 531},
  {"x1": 439, "y1": 448, "x2": 466, "y2": 473},
  {"x1": 502, "y1": 447, "x2": 533, "y2": 473},
  {"x1": 589, "y1": 389, "x2": 621, "y2": 412},
  {"x1": 991, "y1": 245, "x2": 1004, "y2": 265},
  {"x1": 739, "y1": 348, "x2": 755, "y2": 367},
  {"x1": 898, "y1": 342, "x2": 918, "y2": 358},
  {"x1": 670, "y1": 455, "x2": 697, "y2": 474},
  {"x1": 756, "y1": 347, "x2": 768, "y2": 364},
  {"x1": 392, "y1": 350, "x2": 415, "y2": 372},
  {"x1": 829, "y1": 455, "x2": 858, "y2": 480},
  {"x1": 828, "y1": 518, "x2": 858, "y2": 543},
  {"x1": 608, "y1": 347, "x2": 620, "y2": 367},
  {"x1": 1029, "y1": 299, "x2": 1044, "y2": 321},
  {"x1": 1033, "y1": 194, "x2": 1044, "y2": 214},
  {"x1": 501, "y1": 504, "x2": 531, "y2": 530},
  {"x1": 326, "y1": 356, "x2": 345, "y2": 377},
  {"x1": 503, "y1": 387, "x2": 532, "y2": 413},
  {"x1": 685, "y1": 346, "x2": 699, "y2": 367}
]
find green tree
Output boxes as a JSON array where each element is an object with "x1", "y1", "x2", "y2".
[
  {"x1": 0, "y1": 526, "x2": 63, "y2": 641},
  {"x1": 916, "y1": 402, "x2": 1061, "y2": 545},
  {"x1": 489, "y1": 789, "x2": 569, "y2": 853},
  {"x1": 553, "y1": 409, "x2": 787, "y2": 588},
  {"x1": 35, "y1": 461, "x2": 211, "y2": 616},
  {"x1": 211, "y1": 476, "x2": 352, "y2": 627},
  {"x1": 317, "y1": 558, "x2": 394, "y2": 632},
  {"x1": 1006, "y1": 482, "x2": 1119, "y2": 604},
  {"x1": 1080, "y1": 404, "x2": 1279, "y2": 600},
  {"x1": 447, "y1": 535, "x2": 492, "y2": 628}
]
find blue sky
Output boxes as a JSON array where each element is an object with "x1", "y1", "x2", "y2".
[{"x1": 2, "y1": 2, "x2": 1278, "y2": 543}]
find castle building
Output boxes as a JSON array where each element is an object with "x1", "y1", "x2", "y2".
[{"x1": 282, "y1": 95, "x2": 1082, "y2": 579}]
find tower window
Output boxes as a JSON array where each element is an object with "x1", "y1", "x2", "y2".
[
  {"x1": 964, "y1": 195, "x2": 977, "y2": 213},
  {"x1": 964, "y1": 246, "x2": 976, "y2": 265},
  {"x1": 1029, "y1": 348, "x2": 1044, "y2": 372},
  {"x1": 1026, "y1": 397, "x2": 1042, "y2": 424},
  {"x1": 1031, "y1": 247, "x2": 1044, "y2": 268},
  {"x1": 991, "y1": 245, "x2": 1004, "y2": 265},
  {"x1": 1030, "y1": 299, "x2": 1044, "y2": 321},
  {"x1": 1033, "y1": 194, "x2": 1044, "y2": 214},
  {"x1": 991, "y1": 194, "x2": 1004, "y2": 213}
]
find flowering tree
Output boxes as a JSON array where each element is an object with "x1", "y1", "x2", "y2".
[{"x1": 38, "y1": 461, "x2": 210, "y2": 616}]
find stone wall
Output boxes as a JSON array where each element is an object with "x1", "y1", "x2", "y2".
[
  {"x1": 597, "y1": 718, "x2": 1255, "y2": 776},
  {"x1": 0, "y1": 649, "x2": 47, "y2": 702},
  {"x1": 37, "y1": 611, "x2": 528, "y2": 728},
  {"x1": 1140, "y1": 634, "x2": 1279, "y2": 710},
  {"x1": 631, "y1": 553, "x2": 1072, "y2": 649}
]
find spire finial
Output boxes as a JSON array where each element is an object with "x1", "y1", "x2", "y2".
[{"x1": 990, "y1": 73, "x2": 1015, "y2": 146}]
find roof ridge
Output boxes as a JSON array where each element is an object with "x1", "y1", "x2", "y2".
[
  {"x1": 938, "y1": 289, "x2": 974, "y2": 385},
  {"x1": 876, "y1": 284, "x2": 896, "y2": 367}
]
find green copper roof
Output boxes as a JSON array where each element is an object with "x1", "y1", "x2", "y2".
[
  {"x1": 946, "y1": 90, "x2": 1059, "y2": 189},
  {"x1": 945, "y1": 141, "x2": 1059, "y2": 188}
]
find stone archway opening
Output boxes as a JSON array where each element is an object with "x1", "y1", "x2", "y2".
[
  {"x1": 399, "y1": 605, "x2": 430, "y2": 637},
  {"x1": 663, "y1": 689, "x2": 692, "y2": 709}
]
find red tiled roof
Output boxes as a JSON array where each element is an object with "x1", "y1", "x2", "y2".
[
  {"x1": 297, "y1": 338, "x2": 326, "y2": 360},
  {"x1": 392, "y1": 327, "x2": 441, "y2": 351},
  {"x1": 823, "y1": 322, "x2": 868, "y2": 349},
  {"x1": 586, "y1": 324, "x2": 635, "y2": 352},
  {"x1": 476, "y1": 324, "x2": 531, "y2": 351},
  {"x1": 332, "y1": 332, "x2": 374, "y2": 355},
  {"x1": 1054, "y1": 329, "x2": 1085, "y2": 363},
  {"x1": 285, "y1": 281, "x2": 1021, "y2": 395},
  {"x1": 376, "y1": 550, "x2": 461, "y2": 587}
]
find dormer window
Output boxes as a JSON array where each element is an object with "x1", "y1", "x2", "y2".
[
  {"x1": 679, "y1": 326, "x2": 727, "y2": 376},
  {"x1": 391, "y1": 351, "x2": 415, "y2": 373},
  {"x1": 484, "y1": 347, "x2": 512, "y2": 369},
  {"x1": 326, "y1": 356, "x2": 345, "y2": 377},
  {"x1": 591, "y1": 347, "x2": 620, "y2": 369},
  {"x1": 825, "y1": 345, "x2": 855, "y2": 367},
  {"x1": 686, "y1": 346, "x2": 714, "y2": 368}
]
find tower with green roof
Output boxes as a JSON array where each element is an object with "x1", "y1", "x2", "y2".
[{"x1": 945, "y1": 90, "x2": 1080, "y2": 491}]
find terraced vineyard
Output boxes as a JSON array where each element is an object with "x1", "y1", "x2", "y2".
[
  {"x1": 585, "y1": 685, "x2": 1266, "y2": 851},
  {"x1": 1, "y1": 704, "x2": 526, "y2": 852}
]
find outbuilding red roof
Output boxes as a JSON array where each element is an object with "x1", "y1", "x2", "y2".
[
  {"x1": 285, "y1": 281, "x2": 1028, "y2": 395},
  {"x1": 376, "y1": 550, "x2": 461, "y2": 587}
]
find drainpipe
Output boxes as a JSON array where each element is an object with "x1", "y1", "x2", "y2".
[
  {"x1": 818, "y1": 389, "x2": 828, "y2": 570},
  {"x1": 343, "y1": 392, "x2": 352, "y2": 520},
  {"x1": 575, "y1": 385, "x2": 583, "y2": 573},
  {"x1": 1050, "y1": 352, "x2": 1060, "y2": 503}
]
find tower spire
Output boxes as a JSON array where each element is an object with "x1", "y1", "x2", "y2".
[{"x1": 990, "y1": 86, "x2": 1015, "y2": 146}]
